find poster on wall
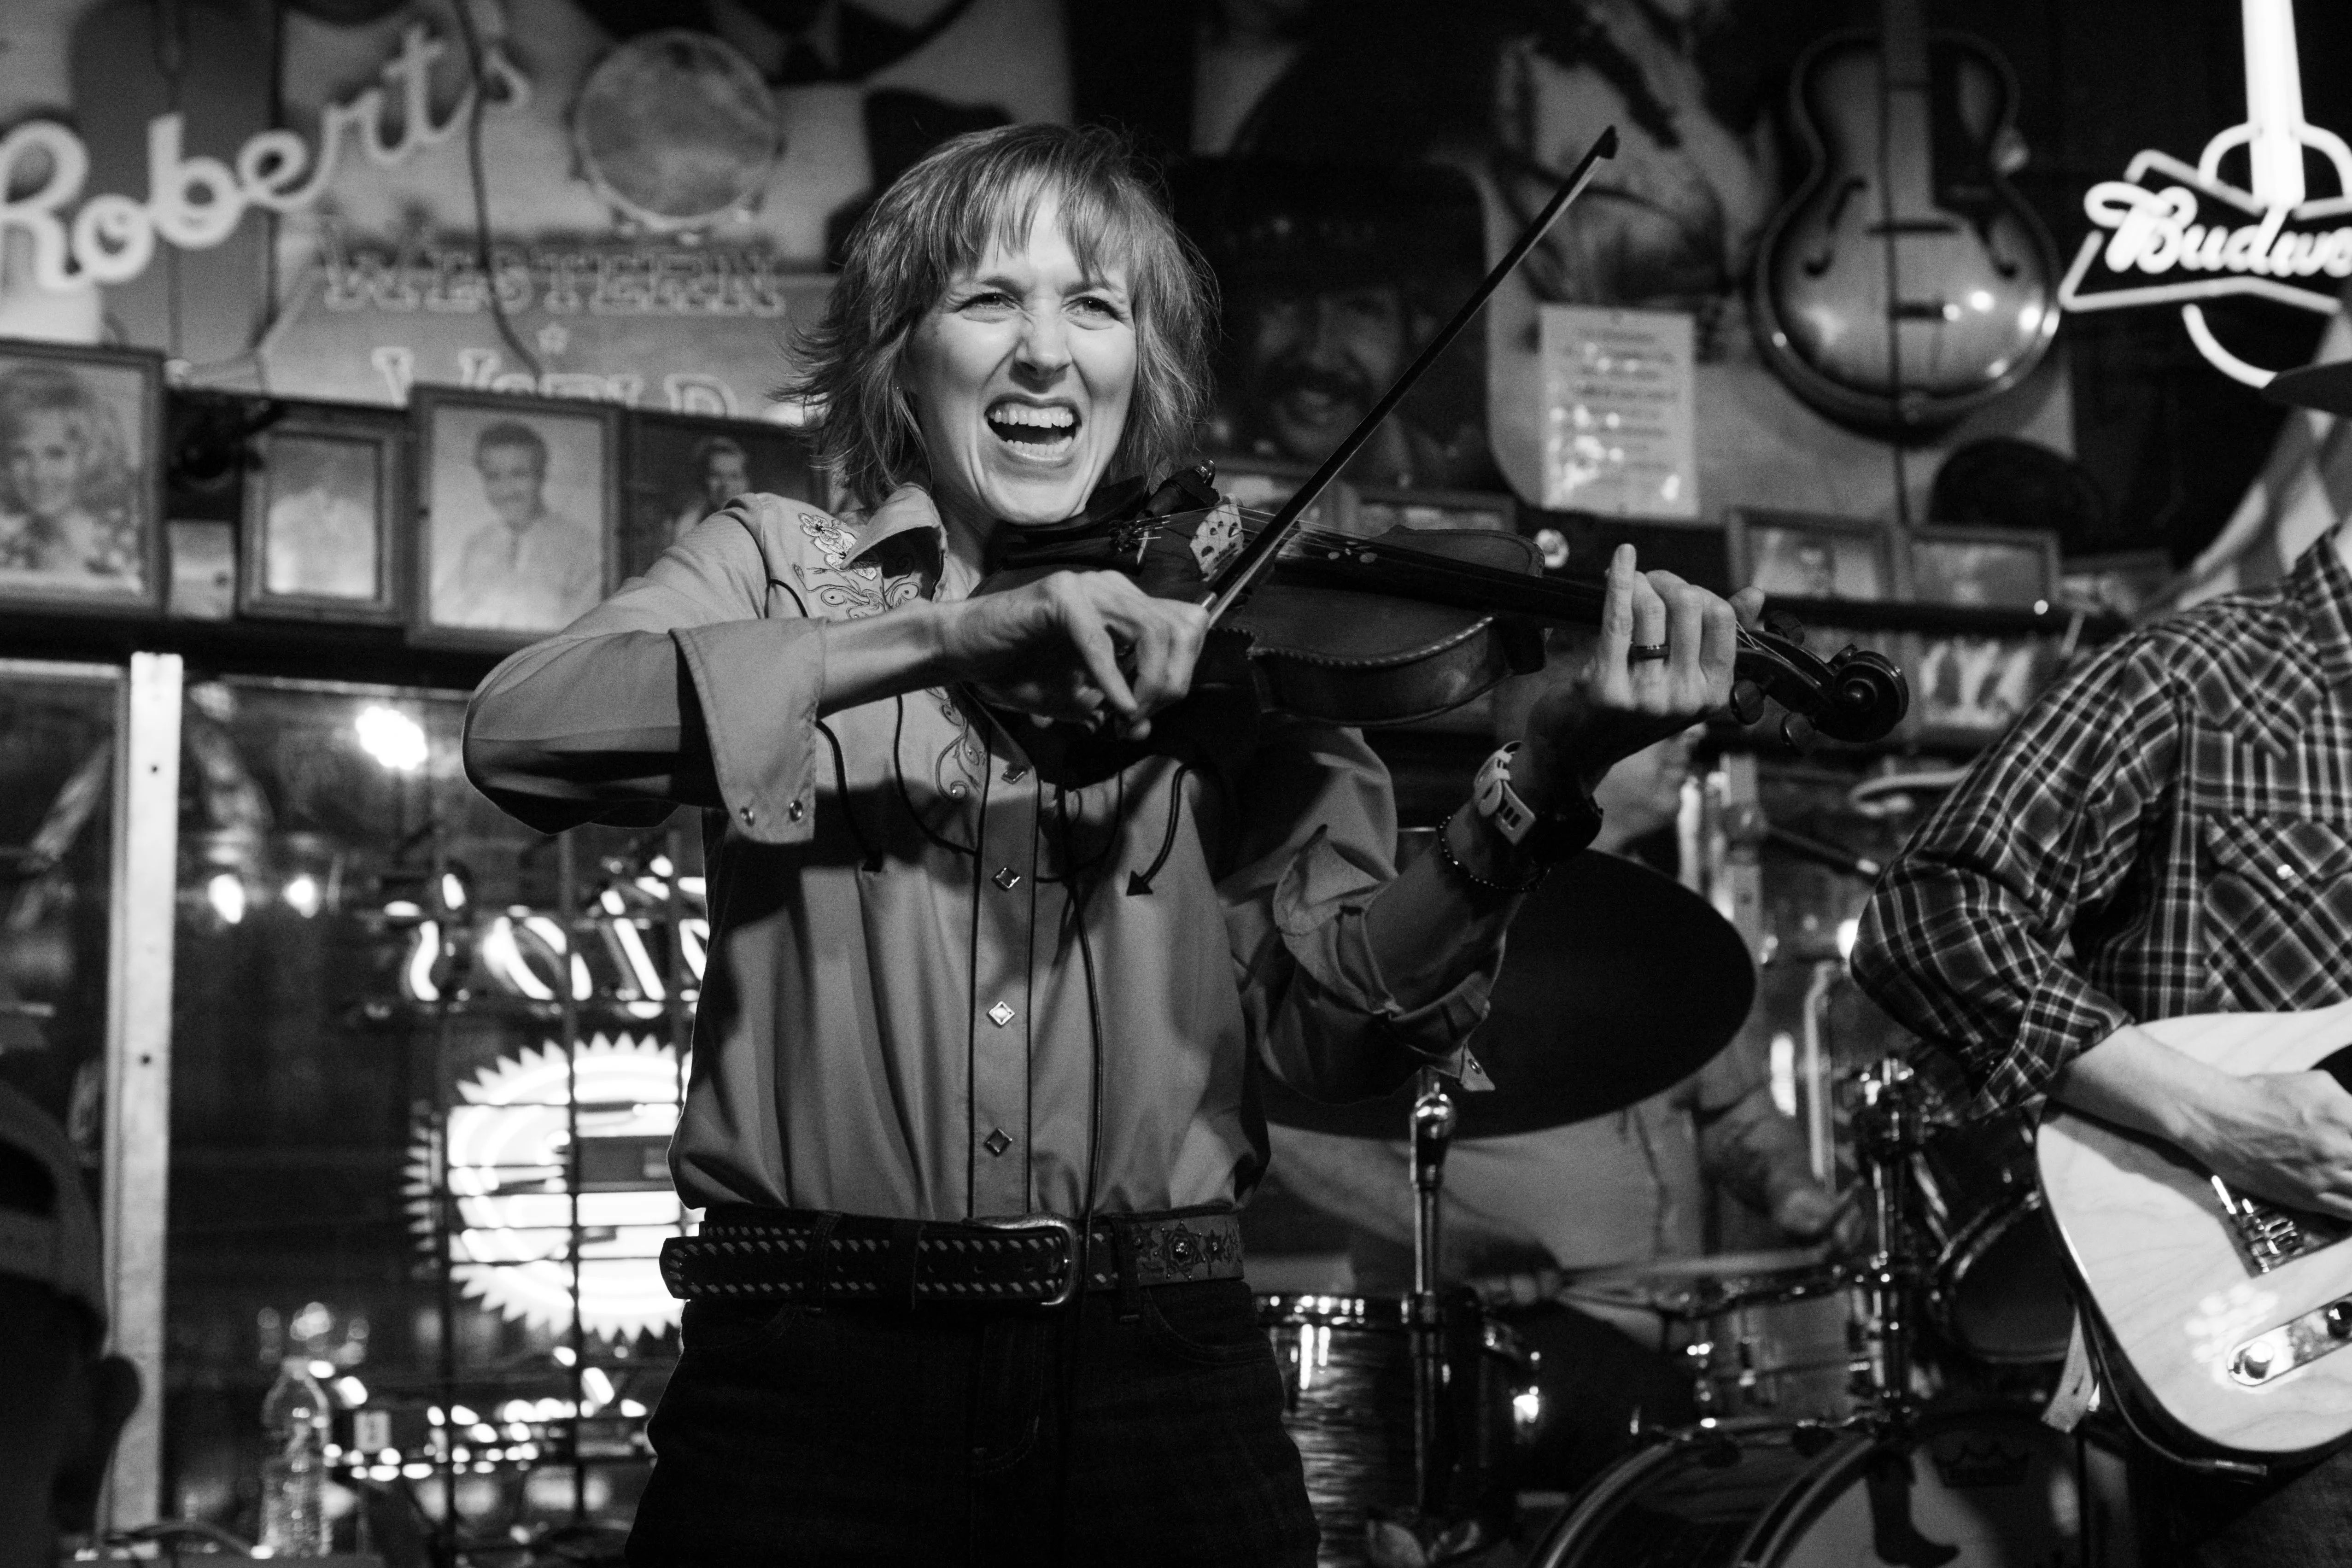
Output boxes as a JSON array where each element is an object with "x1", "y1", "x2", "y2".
[
  {"x1": 1538, "y1": 304, "x2": 1697, "y2": 519},
  {"x1": 258, "y1": 0, "x2": 1073, "y2": 416}
]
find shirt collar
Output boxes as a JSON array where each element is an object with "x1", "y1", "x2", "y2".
[
  {"x1": 2290, "y1": 532, "x2": 2352, "y2": 695},
  {"x1": 841, "y1": 484, "x2": 947, "y2": 566}
]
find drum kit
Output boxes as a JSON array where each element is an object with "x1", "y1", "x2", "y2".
[{"x1": 1257, "y1": 851, "x2": 2121, "y2": 1568}]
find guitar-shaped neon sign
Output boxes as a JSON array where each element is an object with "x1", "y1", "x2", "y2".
[{"x1": 2059, "y1": 0, "x2": 2352, "y2": 387}]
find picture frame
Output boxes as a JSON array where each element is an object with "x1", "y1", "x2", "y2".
[
  {"x1": 410, "y1": 387, "x2": 621, "y2": 651},
  {"x1": 0, "y1": 339, "x2": 166, "y2": 618},
  {"x1": 621, "y1": 412, "x2": 823, "y2": 580},
  {"x1": 1902, "y1": 631, "x2": 2063, "y2": 748},
  {"x1": 1899, "y1": 525, "x2": 2060, "y2": 610},
  {"x1": 239, "y1": 404, "x2": 406, "y2": 624},
  {"x1": 1350, "y1": 485, "x2": 1515, "y2": 538},
  {"x1": 1725, "y1": 509, "x2": 1893, "y2": 603}
]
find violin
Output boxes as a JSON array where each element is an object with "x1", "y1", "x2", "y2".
[
  {"x1": 969, "y1": 127, "x2": 1909, "y2": 790},
  {"x1": 980, "y1": 464, "x2": 1910, "y2": 790}
]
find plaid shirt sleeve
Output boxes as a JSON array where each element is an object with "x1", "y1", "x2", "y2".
[{"x1": 1852, "y1": 635, "x2": 2182, "y2": 1112}]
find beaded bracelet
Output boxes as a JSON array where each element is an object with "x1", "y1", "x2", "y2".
[{"x1": 1433, "y1": 809, "x2": 1549, "y2": 894}]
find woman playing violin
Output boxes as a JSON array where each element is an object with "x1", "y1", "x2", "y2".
[{"x1": 464, "y1": 122, "x2": 1760, "y2": 1567}]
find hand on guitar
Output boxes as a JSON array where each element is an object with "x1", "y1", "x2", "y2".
[
  {"x1": 1513, "y1": 545, "x2": 1764, "y2": 811},
  {"x1": 2180, "y1": 1069, "x2": 2352, "y2": 1222}
]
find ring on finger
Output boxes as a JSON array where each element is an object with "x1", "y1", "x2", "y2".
[{"x1": 1628, "y1": 643, "x2": 1671, "y2": 663}]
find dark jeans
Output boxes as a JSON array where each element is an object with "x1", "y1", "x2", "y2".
[
  {"x1": 627, "y1": 1276, "x2": 1319, "y2": 1567},
  {"x1": 2134, "y1": 1441, "x2": 2352, "y2": 1567}
]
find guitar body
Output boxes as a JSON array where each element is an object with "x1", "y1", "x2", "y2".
[
  {"x1": 1752, "y1": 27, "x2": 2061, "y2": 429},
  {"x1": 2037, "y1": 1001, "x2": 2352, "y2": 1456}
]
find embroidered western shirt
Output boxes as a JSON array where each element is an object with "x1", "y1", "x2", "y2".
[
  {"x1": 1854, "y1": 539, "x2": 2352, "y2": 1114},
  {"x1": 463, "y1": 487, "x2": 1504, "y2": 1220}
]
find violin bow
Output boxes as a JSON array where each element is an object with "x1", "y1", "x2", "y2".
[{"x1": 1202, "y1": 125, "x2": 1620, "y2": 624}]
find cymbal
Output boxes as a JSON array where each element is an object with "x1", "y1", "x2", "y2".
[
  {"x1": 1260, "y1": 847, "x2": 1756, "y2": 1138},
  {"x1": 1572, "y1": 1246, "x2": 1835, "y2": 1285}
]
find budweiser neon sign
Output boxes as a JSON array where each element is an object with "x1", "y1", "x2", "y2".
[{"x1": 2056, "y1": 0, "x2": 2352, "y2": 386}]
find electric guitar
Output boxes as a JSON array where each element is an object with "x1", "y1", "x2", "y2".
[
  {"x1": 1750, "y1": 0, "x2": 2060, "y2": 428},
  {"x1": 2036, "y1": 1000, "x2": 2352, "y2": 1457}
]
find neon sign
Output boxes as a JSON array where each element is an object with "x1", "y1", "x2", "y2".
[
  {"x1": 2056, "y1": 0, "x2": 2352, "y2": 386},
  {"x1": 407, "y1": 1036, "x2": 688, "y2": 1340},
  {"x1": 0, "y1": 24, "x2": 527, "y2": 291}
]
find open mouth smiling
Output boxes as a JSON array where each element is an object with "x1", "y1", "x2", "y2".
[{"x1": 985, "y1": 399, "x2": 1080, "y2": 461}]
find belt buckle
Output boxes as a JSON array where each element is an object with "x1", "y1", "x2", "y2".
[{"x1": 971, "y1": 1214, "x2": 1081, "y2": 1307}]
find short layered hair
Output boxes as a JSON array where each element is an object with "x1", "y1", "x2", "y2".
[{"x1": 785, "y1": 123, "x2": 1217, "y2": 511}]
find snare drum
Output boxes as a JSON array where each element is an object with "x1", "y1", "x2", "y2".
[
  {"x1": 1258, "y1": 1293, "x2": 1539, "y2": 1568},
  {"x1": 1676, "y1": 1266, "x2": 1866, "y2": 1422},
  {"x1": 1528, "y1": 1411, "x2": 2107, "y2": 1567},
  {"x1": 1912, "y1": 1109, "x2": 2075, "y2": 1363}
]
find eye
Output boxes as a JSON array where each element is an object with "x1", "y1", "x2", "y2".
[
  {"x1": 954, "y1": 288, "x2": 1018, "y2": 313},
  {"x1": 1071, "y1": 293, "x2": 1128, "y2": 323}
]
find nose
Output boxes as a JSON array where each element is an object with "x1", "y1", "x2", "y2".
[
  {"x1": 1012, "y1": 305, "x2": 1073, "y2": 386},
  {"x1": 1305, "y1": 298, "x2": 1354, "y2": 365}
]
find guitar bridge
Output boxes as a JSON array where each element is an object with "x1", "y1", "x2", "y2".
[{"x1": 2212, "y1": 1177, "x2": 2352, "y2": 1274}]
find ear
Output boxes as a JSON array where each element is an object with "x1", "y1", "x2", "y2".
[{"x1": 50, "y1": 1355, "x2": 140, "y2": 1534}]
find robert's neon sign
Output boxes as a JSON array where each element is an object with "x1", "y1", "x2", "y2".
[{"x1": 0, "y1": 24, "x2": 525, "y2": 290}]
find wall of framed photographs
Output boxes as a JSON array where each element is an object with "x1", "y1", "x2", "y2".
[{"x1": 0, "y1": 341, "x2": 830, "y2": 672}]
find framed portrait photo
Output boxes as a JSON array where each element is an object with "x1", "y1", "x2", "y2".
[
  {"x1": 411, "y1": 388, "x2": 620, "y2": 650},
  {"x1": 1726, "y1": 509, "x2": 1893, "y2": 602},
  {"x1": 622, "y1": 412, "x2": 821, "y2": 579},
  {"x1": 1903, "y1": 632, "x2": 2063, "y2": 748},
  {"x1": 240, "y1": 407, "x2": 405, "y2": 623},
  {"x1": 1900, "y1": 525, "x2": 2059, "y2": 610},
  {"x1": 0, "y1": 339, "x2": 165, "y2": 616}
]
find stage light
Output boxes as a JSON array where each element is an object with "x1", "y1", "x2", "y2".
[
  {"x1": 355, "y1": 705, "x2": 427, "y2": 773},
  {"x1": 284, "y1": 874, "x2": 323, "y2": 918}
]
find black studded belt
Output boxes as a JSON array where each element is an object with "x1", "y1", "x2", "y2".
[{"x1": 660, "y1": 1203, "x2": 1244, "y2": 1309}]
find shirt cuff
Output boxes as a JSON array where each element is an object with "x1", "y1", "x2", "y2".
[
  {"x1": 1273, "y1": 827, "x2": 1501, "y2": 1059},
  {"x1": 672, "y1": 618, "x2": 826, "y2": 845},
  {"x1": 1968, "y1": 971, "x2": 2137, "y2": 1117}
]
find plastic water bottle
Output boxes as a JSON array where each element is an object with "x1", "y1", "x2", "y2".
[{"x1": 258, "y1": 1357, "x2": 331, "y2": 1557}]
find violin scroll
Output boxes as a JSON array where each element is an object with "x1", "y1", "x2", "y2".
[{"x1": 1736, "y1": 622, "x2": 1909, "y2": 745}]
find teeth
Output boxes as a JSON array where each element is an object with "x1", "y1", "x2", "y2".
[{"x1": 989, "y1": 404, "x2": 1076, "y2": 430}]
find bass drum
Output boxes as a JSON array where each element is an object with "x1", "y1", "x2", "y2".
[{"x1": 1529, "y1": 1412, "x2": 2096, "y2": 1568}]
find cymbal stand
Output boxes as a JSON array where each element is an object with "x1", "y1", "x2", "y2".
[
  {"x1": 1410, "y1": 1069, "x2": 1458, "y2": 1514},
  {"x1": 1848, "y1": 1056, "x2": 1930, "y2": 1430}
]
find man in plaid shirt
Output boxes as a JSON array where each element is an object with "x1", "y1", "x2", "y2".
[{"x1": 1853, "y1": 464, "x2": 2352, "y2": 1562}]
